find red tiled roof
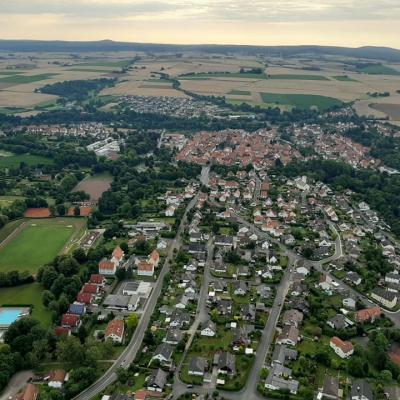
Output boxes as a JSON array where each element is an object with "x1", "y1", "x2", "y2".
[
  {"x1": 105, "y1": 319, "x2": 124, "y2": 339},
  {"x1": 99, "y1": 261, "x2": 115, "y2": 271},
  {"x1": 54, "y1": 327, "x2": 70, "y2": 336},
  {"x1": 112, "y1": 246, "x2": 124, "y2": 261},
  {"x1": 82, "y1": 283, "x2": 98, "y2": 294},
  {"x1": 61, "y1": 313, "x2": 79, "y2": 327},
  {"x1": 355, "y1": 306, "x2": 381, "y2": 322},
  {"x1": 330, "y1": 336, "x2": 353, "y2": 352},
  {"x1": 77, "y1": 292, "x2": 93, "y2": 304},
  {"x1": 138, "y1": 262, "x2": 154, "y2": 272},
  {"x1": 90, "y1": 274, "x2": 105, "y2": 284}
]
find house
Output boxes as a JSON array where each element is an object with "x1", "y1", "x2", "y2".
[
  {"x1": 175, "y1": 295, "x2": 189, "y2": 309},
  {"x1": 90, "y1": 274, "x2": 106, "y2": 286},
  {"x1": 169, "y1": 310, "x2": 190, "y2": 329},
  {"x1": 233, "y1": 280, "x2": 247, "y2": 296},
  {"x1": 137, "y1": 262, "x2": 154, "y2": 277},
  {"x1": 271, "y1": 345, "x2": 298, "y2": 366},
  {"x1": 277, "y1": 326, "x2": 299, "y2": 346},
  {"x1": 231, "y1": 327, "x2": 251, "y2": 350},
  {"x1": 99, "y1": 260, "x2": 116, "y2": 276},
  {"x1": 242, "y1": 304, "x2": 256, "y2": 322},
  {"x1": 317, "y1": 376, "x2": 342, "y2": 400},
  {"x1": 17, "y1": 384, "x2": 39, "y2": 400},
  {"x1": 351, "y1": 379, "x2": 373, "y2": 400},
  {"x1": 201, "y1": 319, "x2": 217, "y2": 337},
  {"x1": 327, "y1": 314, "x2": 348, "y2": 330},
  {"x1": 147, "y1": 368, "x2": 168, "y2": 392},
  {"x1": 296, "y1": 261, "x2": 311, "y2": 276},
  {"x1": 188, "y1": 356, "x2": 208, "y2": 377},
  {"x1": 152, "y1": 343, "x2": 173, "y2": 365},
  {"x1": 54, "y1": 327, "x2": 71, "y2": 337},
  {"x1": 82, "y1": 283, "x2": 99, "y2": 294},
  {"x1": 319, "y1": 274, "x2": 333, "y2": 291},
  {"x1": 188, "y1": 243, "x2": 206, "y2": 255},
  {"x1": 386, "y1": 273, "x2": 400, "y2": 285},
  {"x1": 68, "y1": 303, "x2": 85, "y2": 316},
  {"x1": 257, "y1": 285, "x2": 272, "y2": 299},
  {"x1": 218, "y1": 351, "x2": 236, "y2": 376},
  {"x1": 355, "y1": 306, "x2": 381, "y2": 323},
  {"x1": 346, "y1": 271, "x2": 362, "y2": 286},
  {"x1": 105, "y1": 319, "x2": 125, "y2": 343},
  {"x1": 282, "y1": 309, "x2": 303, "y2": 328},
  {"x1": 215, "y1": 235, "x2": 235, "y2": 248},
  {"x1": 164, "y1": 329, "x2": 183, "y2": 345},
  {"x1": 371, "y1": 288, "x2": 397, "y2": 309},
  {"x1": 265, "y1": 364, "x2": 299, "y2": 394},
  {"x1": 61, "y1": 313, "x2": 80, "y2": 329},
  {"x1": 330, "y1": 336, "x2": 354, "y2": 358},
  {"x1": 76, "y1": 291, "x2": 93, "y2": 305},
  {"x1": 48, "y1": 369, "x2": 67, "y2": 389},
  {"x1": 343, "y1": 297, "x2": 356, "y2": 310},
  {"x1": 148, "y1": 250, "x2": 160, "y2": 267},
  {"x1": 111, "y1": 246, "x2": 124, "y2": 267}
]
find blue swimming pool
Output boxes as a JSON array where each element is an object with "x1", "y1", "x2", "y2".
[{"x1": 0, "y1": 308, "x2": 23, "y2": 326}]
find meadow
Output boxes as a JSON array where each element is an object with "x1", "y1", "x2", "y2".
[
  {"x1": 0, "y1": 73, "x2": 57, "y2": 84},
  {"x1": 0, "y1": 154, "x2": 53, "y2": 168}
]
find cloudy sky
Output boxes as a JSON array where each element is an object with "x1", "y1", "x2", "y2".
[{"x1": 0, "y1": 0, "x2": 399, "y2": 48}]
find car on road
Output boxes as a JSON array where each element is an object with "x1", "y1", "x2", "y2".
[{"x1": 187, "y1": 384, "x2": 194, "y2": 389}]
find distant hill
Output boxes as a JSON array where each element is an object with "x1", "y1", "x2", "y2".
[{"x1": 0, "y1": 40, "x2": 400, "y2": 61}]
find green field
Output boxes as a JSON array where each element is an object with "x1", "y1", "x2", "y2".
[
  {"x1": 0, "y1": 218, "x2": 84, "y2": 273},
  {"x1": 0, "y1": 154, "x2": 53, "y2": 168},
  {"x1": 332, "y1": 75, "x2": 358, "y2": 82},
  {"x1": 260, "y1": 92, "x2": 343, "y2": 111},
  {"x1": 353, "y1": 64, "x2": 400, "y2": 75},
  {"x1": 0, "y1": 283, "x2": 51, "y2": 327},
  {"x1": 66, "y1": 68, "x2": 113, "y2": 73},
  {"x1": 0, "y1": 73, "x2": 57, "y2": 84},
  {"x1": 268, "y1": 74, "x2": 330, "y2": 81},
  {"x1": 180, "y1": 72, "x2": 267, "y2": 80},
  {"x1": 0, "y1": 219, "x2": 25, "y2": 243},
  {"x1": 74, "y1": 60, "x2": 132, "y2": 68},
  {"x1": 0, "y1": 195, "x2": 25, "y2": 208},
  {"x1": 229, "y1": 90, "x2": 252, "y2": 95}
]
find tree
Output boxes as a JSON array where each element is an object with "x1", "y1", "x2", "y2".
[
  {"x1": 56, "y1": 203, "x2": 66, "y2": 216},
  {"x1": 126, "y1": 314, "x2": 138, "y2": 332},
  {"x1": 116, "y1": 367, "x2": 130, "y2": 384},
  {"x1": 72, "y1": 248, "x2": 87, "y2": 264},
  {"x1": 74, "y1": 206, "x2": 80, "y2": 217}
]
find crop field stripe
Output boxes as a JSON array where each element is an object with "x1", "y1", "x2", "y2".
[
  {"x1": 267, "y1": 74, "x2": 330, "y2": 81},
  {"x1": 0, "y1": 73, "x2": 58, "y2": 84}
]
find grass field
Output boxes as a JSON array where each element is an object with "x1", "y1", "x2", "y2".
[
  {"x1": 332, "y1": 75, "x2": 358, "y2": 82},
  {"x1": 353, "y1": 64, "x2": 400, "y2": 75},
  {"x1": 0, "y1": 195, "x2": 25, "y2": 208},
  {"x1": 260, "y1": 92, "x2": 343, "y2": 111},
  {"x1": 268, "y1": 74, "x2": 330, "y2": 81},
  {"x1": 0, "y1": 283, "x2": 51, "y2": 327},
  {"x1": 75, "y1": 60, "x2": 132, "y2": 68},
  {"x1": 67, "y1": 68, "x2": 113, "y2": 73},
  {"x1": 0, "y1": 154, "x2": 53, "y2": 168},
  {"x1": 0, "y1": 218, "x2": 85, "y2": 273},
  {"x1": 0, "y1": 219, "x2": 25, "y2": 244},
  {"x1": 0, "y1": 73, "x2": 57, "y2": 84}
]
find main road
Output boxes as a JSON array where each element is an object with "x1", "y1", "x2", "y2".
[{"x1": 73, "y1": 193, "x2": 200, "y2": 400}]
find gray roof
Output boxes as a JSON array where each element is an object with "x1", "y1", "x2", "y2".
[
  {"x1": 322, "y1": 375, "x2": 339, "y2": 397},
  {"x1": 154, "y1": 343, "x2": 173, "y2": 361},
  {"x1": 272, "y1": 345, "x2": 298, "y2": 365},
  {"x1": 103, "y1": 295, "x2": 130, "y2": 308},
  {"x1": 189, "y1": 356, "x2": 208, "y2": 374},
  {"x1": 218, "y1": 351, "x2": 236, "y2": 374},
  {"x1": 265, "y1": 364, "x2": 299, "y2": 393},
  {"x1": 327, "y1": 314, "x2": 347, "y2": 330},
  {"x1": 351, "y1": 380, "x2": 373, "y2": 400},
  {"x1": 148, "y1": 368, "x2": 167, "y2": 389}
]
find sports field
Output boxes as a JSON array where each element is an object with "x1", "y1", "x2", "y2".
[{"x1": 0, "y1": 218, "x2": 86, "y2": 273}]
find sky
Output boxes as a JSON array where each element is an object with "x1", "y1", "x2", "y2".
[{"x1": 0, "y1": 0, "x2": 399, "y2": 48}]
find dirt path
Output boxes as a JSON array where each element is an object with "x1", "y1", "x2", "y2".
[{"x1": 0, "y1": 370, "x2": 33, "y2": 400}]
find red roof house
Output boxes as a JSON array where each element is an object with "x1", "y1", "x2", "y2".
[
  {"x1": 82, "y1": 283, "x2": 99, "y2": 294},
  {"x1": 61, "y1": 313, "x2": 80, "y2": 328}
]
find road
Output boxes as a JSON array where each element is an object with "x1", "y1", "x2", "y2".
[
  {"x1": 0, "y1": 370, "x2": 34, "y2": 400},
  {"x1": 73, "y1": 193, "x2": 200, "y2": 400},
  {"x1": 200, "y1": 165, "x2": 211, "y2": 186}
]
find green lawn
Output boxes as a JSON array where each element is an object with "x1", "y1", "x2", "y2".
[
  {"x1": 0, "y1": 282, "x2": 51, "y2": 327},
  {"x1": 0, "y1": 154, "x2": 53, "y2": 168},
  {"x1": 0, "y1": 73, "x2": 57, "y2": 84},
  {"x1": 332, "y1": 75, "x2": 359, "y2": 82},
  {"x1": 260, "y1": 92, "x2": 343, "y2": 111},
  {"x1": 267, "y1": 74, "x2": 330, "y2": 81},
  {"x1": 0, "y1": 219, "x2": 25, "y2": 243},
  {"x1": 0, "y1": 219, "x2": 80, "y2": 273}
]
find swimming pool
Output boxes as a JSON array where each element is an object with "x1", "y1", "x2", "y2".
[{"x1": 0, "y1": 308, "x2": 26, "y2": 326}]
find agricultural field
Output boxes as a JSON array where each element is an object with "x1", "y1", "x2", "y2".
[
  {"x1": 0, "y1": 218, "x2": 86, "y2": 273},
  {"x1": 72, "y1": 172, "x2": 113, "y2": 201},
  {"x1": 260, "y1": 92, "x2": 343, "y2": 111},
  {"x1": 0, "y1": 283, "x2": 51, "y2": 327}
]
